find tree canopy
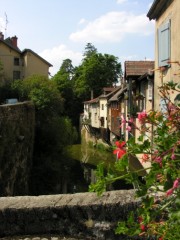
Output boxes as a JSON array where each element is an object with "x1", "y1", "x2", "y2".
[{"x1": 74, "y1": 43, "x2": 122, "y2": 99}]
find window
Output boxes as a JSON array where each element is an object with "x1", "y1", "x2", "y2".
[
  {"x1": 100, "y1": 117, "x2": 104, "y2": 127},
  {"x1": 139, "y1": 81, "x2": 146, "y2": 112},
  {"x1": 158, "y1": 20, "x2": 171, "y2": 67},
  {"x1": 95, "y1": 113, "x2": 97, "y2": 123},
  {"x1": 101, "y1": 104, "x2": 104, "y2": 110},
  {"x1": 14, "y1": 57, "x2": 20, "y2": 66},
  {"x1": 148, "y1": 80, "x2": 153, "y2": 100},
  {"x1": 160, "y1": 98, "x2": 167, "y2": 113},
  {"x1": 13, "y1": 71, "x2": 21, "y2": 80}
]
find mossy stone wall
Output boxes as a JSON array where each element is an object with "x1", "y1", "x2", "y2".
[{"x1": 0, "y1": 101, "x2": 35, "y2": 196}]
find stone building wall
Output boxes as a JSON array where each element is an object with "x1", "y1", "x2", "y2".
[{"x1": 0, "y1": 101, "x2": 35, "y2": 196}]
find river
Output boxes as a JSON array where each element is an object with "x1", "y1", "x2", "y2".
[{"x1": 66, "y1": 143, "x2": 132, "y2": 193}]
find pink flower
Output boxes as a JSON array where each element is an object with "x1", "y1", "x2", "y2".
[
  {"x1": 119, "y1": 115, "x2": 126, "y2": 128},
  {"x1": 126, "y1": 125, "x2": 131, "y2": 131},
  {"x1": 140, "y1": 224, "x2": 146, "y2": 232},
  {"x1": 154, "y1": 156, "x2": 162, "y2": 163},
  {"x1": 128, "y1": 117, "x2": 134, "y2": 123},
  {"x1": 171, "y1": 153, "x2": 176, "y2": 160},
  {"x1": 173, "y1": 178, "x2": 179, "y2": 189},
  {"x1": 166, "y1": 178, "x2": 179, "y2": 197},
  {"x1": 166, "y1": 188, "x2": 174, "y2": 196},
  {"x1": 121, "y1": 115, "x2": 126, "y2": 124},
  {"x1": 138, "y1": 111, "x2": 147, "y2": 124},
  {"x1": 113, "y1": 141, "x2": 126, "y2": 160},
  {"x1": 141, "y1": 154, "x2": 150, "y2": 163}
]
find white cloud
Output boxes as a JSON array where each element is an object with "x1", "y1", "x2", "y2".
[
  {"x1": 116, "y1": 0, "x2": 127, "y2": 4},
  {"x1": 69, "y1": 11, "x2": 154, "y2": 43},
  {"x1": 78, "y1": 18, "x2": 87, "y2": 25},
  {"x1": 39, "y1": 44, "x2": 82, "y2": 76}
]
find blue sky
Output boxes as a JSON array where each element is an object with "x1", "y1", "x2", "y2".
[{"x1": 0, "y1": 0, "x2": 155, "y2": 76}]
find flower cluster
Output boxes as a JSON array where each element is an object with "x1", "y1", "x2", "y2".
[
  {"x1": 112, "y1": 81, "x2": 180, "y2": 239},
  {"x1": 90, "y1": 79, "x2": 180, "y2": 239},
  {"x1": 113, "y1": 141, "x2": 126, "y2": 159}
]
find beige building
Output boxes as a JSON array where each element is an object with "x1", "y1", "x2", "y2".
[
  {"x1": 147, "y1": 0, "x2": 180, "y2": 110},
  {"x1": 0, "y1": 33, "x2": 52, "y2": 83}
]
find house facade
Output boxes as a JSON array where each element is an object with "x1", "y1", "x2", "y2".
[
  {"x1": 108, "y1": 86, "x2": 127, "y2": 143},
  {"x1": 83, "y1": 97, "x2": 100, "y2": 128},
  {"x1": 147, "y1": 0, "x2": 180, "y2": 110},
  {"x1": 0, "y1": 33, "x2": 52, "y2": 83},
  {"x1": 124, "y1": 61, "x2": 154, "y2": 141}
]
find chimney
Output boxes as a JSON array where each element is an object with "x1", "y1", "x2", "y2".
[
  {"x1": 0, "y1": 32, "x2": 4, "y2": 40},
  {"x1": 11, "y1": 35, "x2": 18, "y2": 47}
]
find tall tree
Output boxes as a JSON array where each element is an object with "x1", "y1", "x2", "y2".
[
  {"x1": 83, "y1": 43, "x2": 97, "y2": 59},
  {"x1": 53, "y1": 59, "x2": 74, "y2": 104},
  {"x1": 52, "y1": 59, "x2": 81, "y2": 127},
  {"x1": 74, "y1": 44, "x2": 122, "y2": 99}
]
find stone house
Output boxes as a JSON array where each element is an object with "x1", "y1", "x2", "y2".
[
  {"x1": 147, "y1": 0, "x2": 180, "y2": 110},
  {"x1": 83, "y1": 97, "x2": 100, "y2": 129},
  {"x1": 0, "y1": 32, "x2": 52, "y2": 83}
]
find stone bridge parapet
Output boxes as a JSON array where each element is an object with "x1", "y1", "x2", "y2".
[{"x1": 0, "y1": 190, "x2": 140, "y2": 239}]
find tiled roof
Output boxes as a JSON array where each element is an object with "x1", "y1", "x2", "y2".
[
  {"x1": 100, "y1": 86, "x2": 121, "y2": 99},
  {"x1": 124, "y1": 61, "x2": 154, "y2": 78},
  {"x1": 147, "y1": 0, "x2": 173, "y2": 20},
  {"x1": 0, "y1": 37, "x2": 21, "y2": 53},
  {"x1": 0, "y1": 36, "x2": 52, "y2": 67},
  {"x1": 22, "y1": 49, "x2": 52, "y2": 67},
  {"x1": 108, "y1": 87, "x2": 127, "y2": 102},
  {"x1": 103, "y1": 87, "x2": 116, "y2": 92},
  {"x1": 84, "y1": 97, "x2": 99, "y2": 104}
]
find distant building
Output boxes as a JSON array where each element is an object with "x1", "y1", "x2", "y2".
[
  {"x1": 124, "y1": 61, "x2": 154, "y2": 141},
  {"x1": 0, "y1": 32, "x2": 52, "y2": 83}
]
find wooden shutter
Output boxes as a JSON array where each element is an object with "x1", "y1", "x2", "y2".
[{"x1": 158, "y1": 21, "x2": 171, "y2": 67}]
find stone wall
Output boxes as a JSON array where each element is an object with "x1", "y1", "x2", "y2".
[
  {"x1": 0, "y1": 190, "x2": 140, "y2": 239},
  {"x1": 0, "y1": 102, "x2": 35, "y2": 196}
]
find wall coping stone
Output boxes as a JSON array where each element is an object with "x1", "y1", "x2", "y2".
[{"x1": 0, "y1": 190, "x2": 140, "y2": 239}]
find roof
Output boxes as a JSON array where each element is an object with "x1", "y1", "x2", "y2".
[
  {"x1": 84, "y1": 86, "x2": 121, "y2": 104},
  {"x1": 0, "y1": 37, "x2": 21, "y2": 53},
  {"x1": 22, "y1": 49, "x2": 53, "y2": 67},
  {"x1": 84, "y1": 97, "x2": 99, "y2": 104},
  {"x1": 0, "y1": 35, "x2": 52, "y2": 67},
  {"x1": 124, "y1": 61, "x2": 154, "y2": 78},
  {"x1": 108, "y1": 87, "x2": 127, "y2": 102},
  {"x1": 147, "y1": 0, "x2": 174, "y2": 20},
  {"x1": 99, "y1": 86, "x2": 121, "y2": 99}
]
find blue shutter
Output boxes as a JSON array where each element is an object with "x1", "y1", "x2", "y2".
[{"x1": 158, "y1": 21, "x2": 170, "y2": 67}]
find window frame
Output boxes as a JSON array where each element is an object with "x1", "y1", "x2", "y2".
[{"x1": 14, "y1": 57, "x2": 20, "y2": 66}]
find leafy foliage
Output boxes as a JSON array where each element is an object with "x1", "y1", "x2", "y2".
[
  {"x1": 74, "y1": 43, "x2": 122, "y2": 99},
  {"x1": 9, "y1": 74, "x2": 78, "y2": 194},
  {"x1": 89, "y1": 76, "x2": 180, "y2": 239},
  {"x1": 11, "y1": 75, "x2": 63, "y2": 112}
]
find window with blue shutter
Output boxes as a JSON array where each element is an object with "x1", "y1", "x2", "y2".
[{"x1": 158, "y1": 21, "x2": 171, "y2": 67}]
